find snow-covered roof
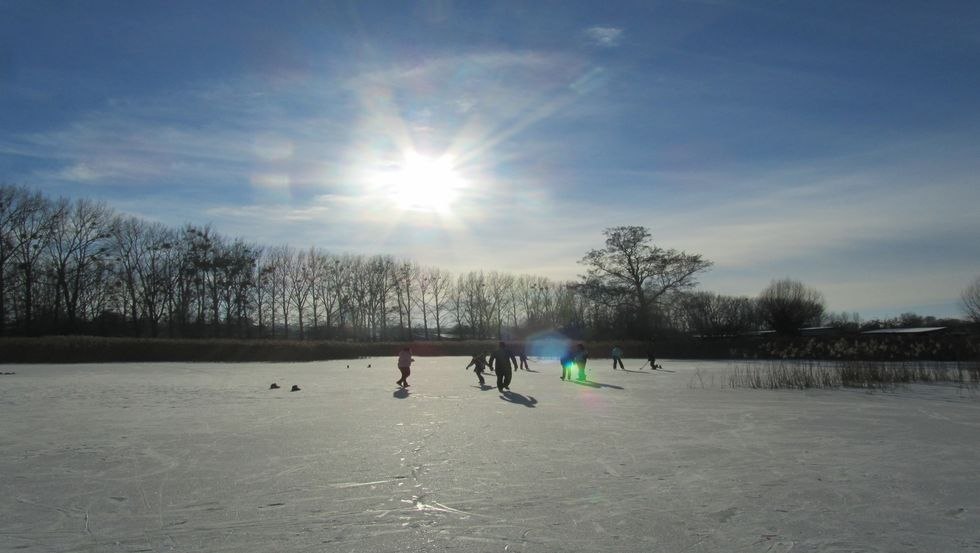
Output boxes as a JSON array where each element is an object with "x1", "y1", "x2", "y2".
[{"x1": 861, "y1": 326, "x2": 947, "y2": 335}]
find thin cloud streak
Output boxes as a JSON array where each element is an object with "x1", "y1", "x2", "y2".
[{"x1": 585, "y1": 26, "x2": 624, "y2": 48}]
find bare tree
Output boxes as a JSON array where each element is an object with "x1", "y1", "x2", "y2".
[
  {"x1": 450, "y1": 271, "x2": 492, "y2": 339},
  {"x1": 267, "y1": 246, "x2": 293, "y2": 339},
  {"x1": 306, "y1": 249, "x2": 332, "y2": 338},
  {"x1": 109, "y1": 216, "x2": 148, "y2": 335},
  {"x1": 216, "y1": 238, "x2": 259, "y2": 337},
  {"x1": 678, "y1": 291, "x2": 757, "y2": 336},
  {"x1": 394, "y1": 261, "x2": 417, "y2": 340},
  {"x1": 413, "y1": 265, "x2": 434, "y2": 340},
  {"x1": 181, "y1": 225, "x2": 229, "y2": 337},
  {"x1": 347, "y1": 256, "x2": 370, "y2": 339},
  {"x1": 156, "y1": 231, "x2": 186, "y2": 337},
  {"x1": 288, "y1": 248, "x2": 313, "y2": 339},
  {"x1": 578, "y1": 226, "x2": 712, "y2": 339},
  {"x1": 426, "y1": 267, "x2": 451, "y2": 340},
  {"x1": 824, "y1": 310, "x2": 861, "y2": 331},
  {"x1": 486, "y1": 271, "x2": 513, "y2": 339},
  {"x1": 448, "y1": 273, "x2": 468, "y2": 339},
  {"x1": 140, "y1": 223, "x2": 179, "y2": 337},
  {"x1": 329, "y1": 254, "x2": 358, "y2": 337},
  {"x1": 364, "y1": 255, "x2": 398, "y2": 340},
  {"x1": 757, "y1": 278, "x2": 825, "y2": 335},
  {"x1": 526, "y1": 277, "x2": 554, "y2": 328},
  {"x1": 962, "y1": 276, "x2": 980, "y2": 323},
  {"x1": 1, "y1": 185, "x2": 40, "y2": 333},
  {"x1": 7, "y1": 189, "x2": 58, "y2": 333},
  {"x1": 254, "y1": 252, "x2": 275, "y2": 337}
]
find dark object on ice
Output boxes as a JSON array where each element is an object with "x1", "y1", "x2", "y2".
[
  {"x1": 646, "y1": 340, "x2": 657, "y2": 370},
  {"x1": 270, "y1": 383, "x2": 280, "y2": 389},
  {"x1": 368, "y1": 364, "x2": 372, "y2": 368},
  {"x1": 290, "y1": 385, "x2": 301, "y2": 392},
  {"x1": 346, "y1": 364, "x2": 350, "y2": 368}
]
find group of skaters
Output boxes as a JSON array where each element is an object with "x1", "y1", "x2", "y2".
[
  {"x1": 465, "y1": 343, "x2": 530, "y2": 392},
  {"x1": 397, "y1": 342, "x2": 658, "y2": 392}
]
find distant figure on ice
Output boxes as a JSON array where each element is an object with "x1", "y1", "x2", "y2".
[
  {"x1": 518, "y1": 349, "x2": 530, "y2": 370},
  {"x1": 396, "y1": 346, "x2": 415, "y2": 388},
  {"x1": 574, "y1": 343, "x2": 588, "y2": 381},
  {"x1": 489, "y1": 341, "x2": 515, "y2": 392},
  {"x1": 559, "y1": 346, "x2": 573, "y2": 381},
  {"x1": 611, "y1": 345, "x2": 625, "y2": 370},
  {"x1": 466, "y1": 352, "x2": 489, "y2": 387},
  {"x1": 646, "y1": 340, "x2": 659, "y2": 370}
]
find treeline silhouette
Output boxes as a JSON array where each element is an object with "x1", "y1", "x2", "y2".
[
  {"x1": 0, "y1": 184, "x2": 599, "y2": 340},
  {"x1": 1, "y1": 184, "x2": 971, "y2": 343}
]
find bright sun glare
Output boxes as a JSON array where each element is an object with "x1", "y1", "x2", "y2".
[{"x1": 385, "y1": 152, "x2": 463, "y2": 213}]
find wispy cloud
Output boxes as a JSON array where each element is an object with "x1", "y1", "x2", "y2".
[{"x1": 584, "y1": 26, "x2": 624, "y2": 48}]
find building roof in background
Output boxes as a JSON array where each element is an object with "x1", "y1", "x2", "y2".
[{"x1": 861, "y1": 327, "x2": 947, "y2": 335}]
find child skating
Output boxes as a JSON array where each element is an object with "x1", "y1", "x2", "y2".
[
  {"x1": 396, "y1": 346, "x2": 414, "y2": 388},
  {"x1": 466, "y1": 352, "x2": 489, "y2": 387}
]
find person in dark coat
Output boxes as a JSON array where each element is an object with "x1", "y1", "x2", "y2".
[
  {"x1": 489, "y1": 341, "x2": 515, "y2": 392},
  {"x1": 559, "y1": 346, "x2": 573, "y2": 381},
  {"x1": 466, "y1": 352, "x2": 489, "y2": 386},
  {"x1": 573, "y1": 343, "x2": 588, "y2": 381}
]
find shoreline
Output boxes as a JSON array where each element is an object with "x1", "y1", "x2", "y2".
[{"x1": 1, "y1": 334, "x2": 977, "y2": 364}]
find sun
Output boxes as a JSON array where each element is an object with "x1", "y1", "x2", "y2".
[{"x1": 385, "y1": 151, "x2": 464, "y2": 213}]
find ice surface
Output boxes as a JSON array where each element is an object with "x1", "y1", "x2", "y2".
[{"x1": 2, "y1": 358, "x2": 979, "y2": 552}]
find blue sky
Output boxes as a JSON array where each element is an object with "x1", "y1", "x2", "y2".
[{"x1": 2, "y1": 0, "x2": 979, "y2": 319}]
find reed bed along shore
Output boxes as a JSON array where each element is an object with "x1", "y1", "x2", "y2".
[
  {"x1": 1, "y1": 334, "x2": 977, "y2": 365},
  {"x1": 729, "y1": 359, "x2": 980, "y2": 390}
]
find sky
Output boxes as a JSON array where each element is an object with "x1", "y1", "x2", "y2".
[{"x1": 2, "y1": 0, "x2": 979, "y2": 320}]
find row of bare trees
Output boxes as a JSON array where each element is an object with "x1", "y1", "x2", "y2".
[
  {"x1": 6, "y1": 186, "x2": 971, "y2": 340},
  {"x1": 0, "y1": 185, "x2": 597, "y2": 339}
]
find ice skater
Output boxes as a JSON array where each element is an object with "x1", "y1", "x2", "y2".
[
  {"x1": 489, "y1": 341, "x2": 515, "y2": 392},
  {"x1": 559, "y1": 346, "x2": 573, "y2": 381},
  {"x1": 518, "y1": 349, "x2": 530, "y2": 370},
  {"x1": 645, "y1": 340, "x2": 660, "y2": 370},
  {"x1": 396, "y1": 346, "x2": 414, "y2": 388},
  {"x1": 466, "y1": 352, "x2": 489, "y2": 387},
  {"x1": 574, "y1": 343, "x2": 588, "y2": 381},
  {"x1": 611, "y1": 345, "x2": 625, "y2": 370}
]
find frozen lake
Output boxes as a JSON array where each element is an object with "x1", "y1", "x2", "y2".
[{"x1": 2, "y1": 357, "x2": 979, "y2": 552}]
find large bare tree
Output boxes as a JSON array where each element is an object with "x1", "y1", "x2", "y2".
[{"x1": 578, "y1": 226, "x2": 711, "y2": 338}]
